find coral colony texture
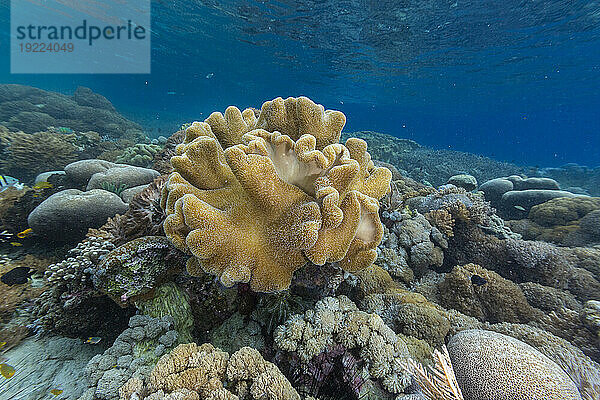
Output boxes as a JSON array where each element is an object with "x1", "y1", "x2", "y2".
[
  {"x1": 1, "y1": 92, "x2": 600, "y2": 400},
  {"x1": 161, "y1": 96, "x2": 392, "y2": 292}
]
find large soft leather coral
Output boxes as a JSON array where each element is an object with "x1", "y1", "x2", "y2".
[{"x1": 161, "y1": 97, "x2": 391, "y2": 292}]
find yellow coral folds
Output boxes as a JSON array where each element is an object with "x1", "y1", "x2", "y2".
[{"x1": 162, "y1": 97, "x2": 391, "y2": 292}]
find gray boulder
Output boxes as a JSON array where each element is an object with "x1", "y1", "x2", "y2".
[
  {"x1": 480, "y1": 175, "x2": 570, "y2": 219},
  {"x1": 87, "y1": 166, "x2": 159, "y2": 191},
  {"x1": 507, "y1": 176, "x2": 560, "y2": 191},
  {"x1": 447, "y1": 174, "x2": 478, "y2": 191},
  {"x1": 28, "y1": 189, "x2": 128, "y2": 240},
  {"x1": 120, "y1": 184, "x2": 148, "y2": 203},
  {"x1": 64, "y1": 159, "x2": 118, "y2": 185},
  {"x1": 479, "y1": 178, "x2": 514, "y2": 204},
  {"x1": 501, "y1": 190, "x2": 579, "y2": 219}
]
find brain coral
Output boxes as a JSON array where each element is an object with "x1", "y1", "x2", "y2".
[
  {"x1": 447, "y1": 329, "x2": 582, "y2": 400},
  {"x1": 161, "y1": 96, "x2": 391, "y2": 292}
]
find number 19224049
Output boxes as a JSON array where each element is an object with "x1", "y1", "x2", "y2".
[{"x1": 19, "y1": 42, "x2": 74, "y2": 52}]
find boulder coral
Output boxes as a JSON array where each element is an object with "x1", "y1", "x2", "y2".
[
  {"x1": 509, "y1": 197, "x2": 600, "y2": 246},
  {"x1": 439, "y1": 263, "x2": 538, "y2": 324},
  {"x1": 161, "y1": 96, "x2": 391, "y2": 292},
  {"x1": 119, "y1": 343, "x2": 300, "y2": 400},
  {"x1": 447, "y1": 329, "x2": 583, "y2": 400}
]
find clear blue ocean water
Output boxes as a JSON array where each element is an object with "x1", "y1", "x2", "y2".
[{"x1": 1, "y1": 0, "x2": 599, "y2": 167}]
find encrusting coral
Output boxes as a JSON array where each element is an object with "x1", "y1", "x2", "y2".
[
  {"x1": 161, "y1": 96, "x2": 391, "y2": 292},
  {"x1": 119, "y1": 342, "x2": 300, "y2": 400},
  {"x1": 92, "y1": 236, "x2": 187, "y2": 307},
  {"x1": 79, "y1": 315, "x2": 179, "y2": 400}
]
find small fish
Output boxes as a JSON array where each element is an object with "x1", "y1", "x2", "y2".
[
  {"x1": 0, "y1": 230, "x2": 12, "y2": 240},
  {"x1": 85, "y1": 337, "x2": 102, "y2": 344},
  {"x1": 514, "y1": 205, "x2": 526, "y2": 211},
  {"x1": 0, "y1": 363, "x2": 15, "y2": 379},
  {"x1": 32, "y1": 181, "x2": 53, "y2": 191},
  {"x1": 1, "y1": 266, "x2": 33, "y2": 285},
  {"x1": 57, "y1": 127, "x2": 73, "y2": 134},
  {"x1": 0, "y1": 175, "x2": 24, "y2": 192},
  {"x1": 166, "y1": 91, "x2": 177, "y2": 95},
  {"x1": 50, "y1": 389, "x2": 63, "y2": 396},
  {"x1": 16, "y1": 228, "x2": 33, "y2": 239},
  {"x1": 206, "y1": 73, "x2": 214, "y2": 79},
  {"x1": 10, "y1": 242, "x2": 22, "y2": 247},
  {"x1": 0, "y1": 342, "x2": 6, "y2": 350},
  {"x1": 471, "y1": 274, "x2": 488, "y2": 286}
]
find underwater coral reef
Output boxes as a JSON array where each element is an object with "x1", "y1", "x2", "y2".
[{"x1": 0, "y1": 95, "x2": 598, "y2": 400}]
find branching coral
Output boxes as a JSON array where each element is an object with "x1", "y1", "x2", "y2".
[
  {"x1": 161, "y1": 96, "x2": 391, "y2": 292},
  {"x1": 116, "y1": 144, "x2": 162, "y2": 167},
  {"x1": 153, "y1": 130, "x2": 186, "y2": 174},
  {"x1": 274, "y1": 296, "x2": 412, "y2": 396}
]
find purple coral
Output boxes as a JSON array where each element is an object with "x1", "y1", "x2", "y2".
[{"x1": 276, "y1": 344, "x2": 367, "y2": 399}]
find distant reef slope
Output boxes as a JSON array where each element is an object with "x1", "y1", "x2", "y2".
[
  {"x1": 0, "y1": 84, "x2": 141, "y2": 139},
  {"x1": 342, "y1": 130, "x2": 526, "y2": 186},
  {"x1": 344, "y1": 130, "x2": 600, "y2": 196}
]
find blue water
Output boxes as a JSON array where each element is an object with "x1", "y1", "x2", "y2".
[{"x1": 1, "y1": 0, "x2": 599, "y2": 166}]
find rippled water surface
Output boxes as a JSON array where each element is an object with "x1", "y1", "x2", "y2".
[{"x1": 1, "y1": 0, "x2": 599, "y2": 165}]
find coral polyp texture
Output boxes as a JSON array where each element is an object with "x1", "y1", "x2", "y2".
[
  {"x1": 447, "y1": 329, "x2": 583, "y2": 400},
  {"x1": 161, "y1": 96, "x2": 392, "y2": 292},
  {"x1": 119, "y1": 343, "x2": 300, "y2": 400}
]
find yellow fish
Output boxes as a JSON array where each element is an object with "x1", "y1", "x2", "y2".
[
  {"x1": 16, "y1": 228, "x2": 33, "y2": 239},
  {"x1": 10, "y1": 242, "x2": 22, "y2": 247},
  {"x1": 85, "y1": 337, "x2": 102, "y2": 344},
  {"x1": 0, "y1": 342, "x2": 6, "y2": 350},
  {"x1": 0, "y1": 363, "x2": 15, "y2": 379},
  {"x1": 33, "y1": 181, "x2": 53, "y2": 190},
  {"x1": 50, "y1": 389, "x2": 63, "y2": 396}
]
